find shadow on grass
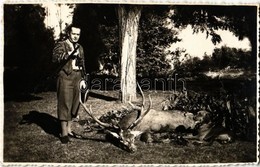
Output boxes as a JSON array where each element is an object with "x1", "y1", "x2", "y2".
[
  {"x1": 88, "y1": 91, "x2": 119, "y2": 101},
  {"x1": 19, "y1": 111, "x2": 115, "y2": 144},
  {"x1": 19, "y1": 110, "x2": 60, "y2": 138}
]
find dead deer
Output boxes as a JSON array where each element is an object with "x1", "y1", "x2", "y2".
[
  {"x1": 79, "y1": 83, "x2": 152, "y2": 152},
  {"x1": 79, "y1": 83, "x2": 198, "y2": 152}
]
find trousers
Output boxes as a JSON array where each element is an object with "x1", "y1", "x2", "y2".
[{"x1": 57, "y1": 70, "x2": 82, "y2": 121}]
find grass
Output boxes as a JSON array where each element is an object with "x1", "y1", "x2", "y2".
[{"x1": 3, "y1": 90, "x2": 258, "y2": 164}]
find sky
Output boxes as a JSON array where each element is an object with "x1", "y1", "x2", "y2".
[{"x1": 169, "y1": 25, "x2": 251, "y2": 59}]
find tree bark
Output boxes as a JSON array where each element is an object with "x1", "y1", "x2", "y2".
[{"x1": 118, "y1": 5, "x2": 142, "y2": 103}]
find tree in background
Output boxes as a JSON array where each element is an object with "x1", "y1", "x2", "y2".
[
  {"x1": 171, "y1": 5, "x2": 257, "y2": 70},
  {"x1": 98, "y1": 20, "x2": 119, "y2": 76},
  {"x1": 44, "y1": 4, "x2": 76, "y2": 40},
  {"x1": 211, "y1": 46, "x2": 252, "y2": 70},
  {"x1": 97, "y1": 5, "x2": 182, "y2": 78},
  {"x1": 77, "y1": 5, "x2": 181, "y2": 102},
  {"x1": 4, "y1": 4, "x2": 257, "y2": 100},
  {"x1": 137, "y1": 6, "x2": 181, "y2": 77},
  {"x1": 175, "y1": 46, "x2": 252, "y2": 77},
  {"x1": 4, "y1": 4, "x2": 55, "y2": 93},
  {"x1": 117, "y1": 5, "x2": 142, "y2": 102},
  {"x1": 118, "y1": 5, "x2": 257, "y2": 102},
  {"x1": 4, "y1": 5, "x2": 54, "y2": 69}
]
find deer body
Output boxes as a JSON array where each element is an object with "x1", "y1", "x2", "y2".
[
  {"x1": 133, "y1": 109, "x2": 195, "y2": 132},
  {"x1": 79, "y1": 83, "x2": 196, "y2": 152}
]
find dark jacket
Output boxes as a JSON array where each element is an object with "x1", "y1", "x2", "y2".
[{"x1": 52, "y1": 39, "x2": 85, "y2": 75}]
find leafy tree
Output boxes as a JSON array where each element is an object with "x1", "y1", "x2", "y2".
[
  {"x1": 212, "y1": 46, "x2": 252, "y2": 70},
  {"x1": 95, "y1": 5, "x2": 182, "y2": 78},
  {"x1": 175, "y1": 46, "x2": 253, "y2": 76},
  {"x1": 5, "y1": 5, "x2": 54, "y2": 67},
  {"x1": 4, "y1": 4, "x2": 55, "y2": 92},
  {"x1": 137, "y1": 6, "x2": 181, "y2": 77},
  {"x1": 120, "y1": 5, "x2": 257, "y2": 102},
  {"x1": 171, "y1": 5, "x2": 257, "y2": 69},
  {"x1": 98, "y1": 23, "x2": 120, "y2": 76}
]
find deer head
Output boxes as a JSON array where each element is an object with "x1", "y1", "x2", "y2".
[{"x1": 79, "y1": 83, "x2": 152, "y2": 152}]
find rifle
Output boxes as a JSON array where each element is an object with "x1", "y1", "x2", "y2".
[{"x1": 34, "y1": 45, "x2": 82, "y2": 93}]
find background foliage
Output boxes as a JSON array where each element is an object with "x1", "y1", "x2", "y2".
[
  {"x1": 175, "y1": 46, "x2": 252, "y2": 77},
  {"x1": 4, "y1": 4, "x2": 257, "y2": 93},
  {"x1": 4, "y1": 4, "x2": 55, "y2": 94},
  {"x1": 136, "y1": 6, "x2": 180, "y2": 77},
  {"x1": 171, "y1": 5, "x2": 257, "y2": 71}
]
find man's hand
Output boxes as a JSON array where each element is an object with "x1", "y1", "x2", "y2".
[{"x1": 79, "y1": 79, "x2": 87, "y2": 90}]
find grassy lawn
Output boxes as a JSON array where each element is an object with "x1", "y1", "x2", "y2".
[{"x1": 3, "y1": 90, "x2": 258, "y2": 164}]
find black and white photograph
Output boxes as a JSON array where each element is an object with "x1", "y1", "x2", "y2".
[{"x1": 2, "y1": 1, "x2": 259, "y2": 165}]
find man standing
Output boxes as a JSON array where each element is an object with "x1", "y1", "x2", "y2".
[{"x1": 53, "y1": 25, "x2": 86, "y2": 144}]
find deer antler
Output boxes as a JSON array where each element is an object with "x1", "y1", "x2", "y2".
[
  {"x1": 79, "y1": 92, "x2": 119, "y2": 130},
  {"x1": 128, "y1": 96, "x2": 141, "y2": 110},
  {"x1": 128, "y1": 95, "x2": 152, "y2": 130},
  {"x1": 128, "y1": 82, "x2": 146, "y2": 109},
  {"x1": 79, "y1": 83, "x2": 152, "y2": 153},
  {"x1": 127, "y1": 82, "x2": 152, "y2": 130}
]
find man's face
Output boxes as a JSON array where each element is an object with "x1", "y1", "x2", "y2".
[{"x1": 69, "y1": 27, "x2": 81, "y2": 43}]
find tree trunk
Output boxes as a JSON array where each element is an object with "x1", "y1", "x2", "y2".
[{"x1": 118, "y1": 5, "x2": 142, "y2": 103}]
